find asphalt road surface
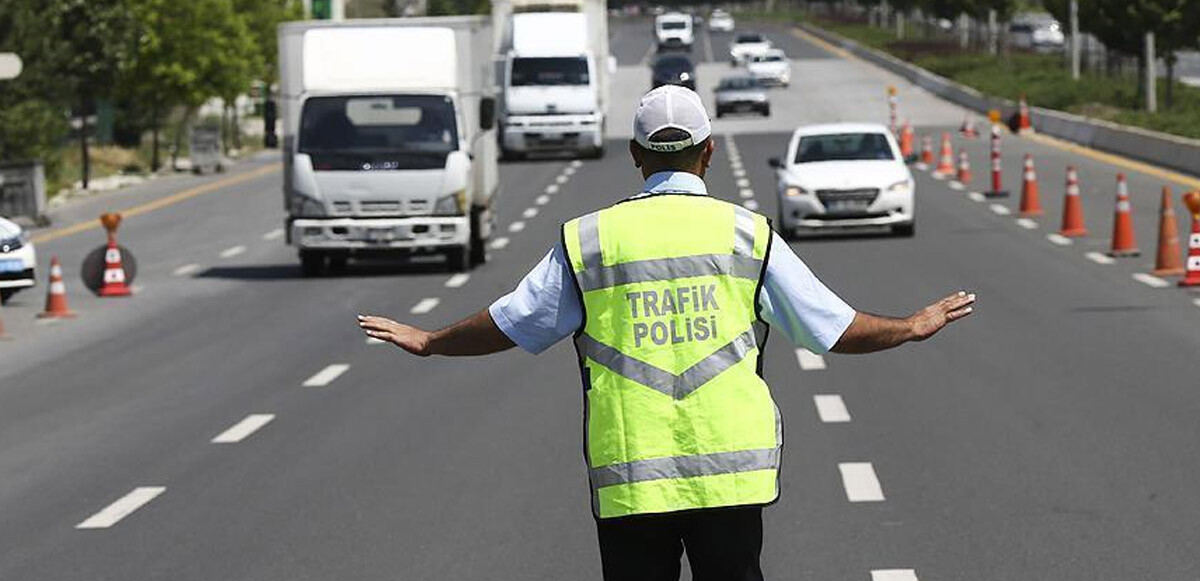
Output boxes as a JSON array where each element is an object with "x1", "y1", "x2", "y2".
[{"x1": 3, "y1": 17, "x2": 1200, "y2": 581}]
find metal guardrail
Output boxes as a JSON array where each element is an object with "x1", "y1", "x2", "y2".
[{"x1": 799, "y1": 23, "x2": 1200, "y2": 179}]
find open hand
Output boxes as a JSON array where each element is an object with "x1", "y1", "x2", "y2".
[
  {"x1": 358, "y1": 314, "x2": 432, "y2": 356},
  {"x1": 908, "y1": 291, "x2": 976, "y2": 341}
]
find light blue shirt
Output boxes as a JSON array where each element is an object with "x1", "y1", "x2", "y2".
[{"x1": 489, "y1": 171, "x2": 857, "y2": 354}]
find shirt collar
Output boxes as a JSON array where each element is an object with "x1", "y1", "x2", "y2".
[{"x1": 639, "y1": 171, "x2": 709, "y2": 197}]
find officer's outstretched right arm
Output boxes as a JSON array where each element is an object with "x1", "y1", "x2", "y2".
[{"x1": 357, "y1": 310, "x2": 516, "y2": 357}]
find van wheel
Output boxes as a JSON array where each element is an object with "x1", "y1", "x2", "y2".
[
  {"x1": 299, "y1": 250, "x2": 327, "y2": 277},
  {"x1": 447, "y1": 245, "x2": 471, "y2": 272}
]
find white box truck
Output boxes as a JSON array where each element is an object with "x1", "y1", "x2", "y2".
[
  {"x1": 278, "y1": 17, "x2": 498, "y2": 275},
  {"x1": 492, "y1": 0, "x2": 612, "y2": 159}
]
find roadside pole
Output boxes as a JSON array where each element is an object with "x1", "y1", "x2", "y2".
[
  {"x1": 1145, "y1": 32, "x2": 1157, "y2": 113},
  {"x1": 1069, "y1": 0, "x2": 1080, "y2": 80}
]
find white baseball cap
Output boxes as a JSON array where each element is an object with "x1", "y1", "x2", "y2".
[{"x1": 633, "y1": 85, "x2": 712, "y2": 152}]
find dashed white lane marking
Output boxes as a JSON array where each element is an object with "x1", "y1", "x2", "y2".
[
  {"x1": 219, "y1": 245, "x2": 247, "y2": 258},
  {"x1": 522, "y1": 207, "x2": 539, "y2": 219},
  {"x1": 303, "y1": 364, "x2": 350, "y2": 387},
  {"x1": 1047, "y1": 233, "x2": 1073, "y2": 246},
  {"x1": 211, "y1": 414, "x2": 275, "y2": 444},
  {"x1": 742, "y1": 200, "x2": 759, "y2": 211},
  {"x1": 546, "y1": 184, "x2": 559, "y2": 195},
  {"x1": 536, "y1": 195, "x2": 551, "y2": 205},
  {"x1": 445, "y1": 273, "x2": 470, "y2": 288},
  {"x1": 732, "y1": 168, "x2": 746, "y2": 178},
  {"x1": 813, "y1": 395, "x2": 851, "y2": 423},
  {"x1": 490, "y1": 236, "x2": 510, "y2": 250},
  {"x1": 508, "y1": 221, "x2": 526, "y2": 233},
  {"x1": 730, "y1": 158, "x2": 744, "y2": 169},
  {"x1": 563, "y1": 166, "x2": 576, "y2": 176},
  {"x1": 262, "y1": 228, "x2": 284, "y2": 241},
  {"x1": 1016, "y1": 218, "x2": 1038, "y2": 229},
  {"x1": 366, "y1": 337, "x2": 386, "y2": 345},
  {"x1": 76, "y1": 487, "x2": 166, "y2": 529},
  {"x1": 1193, "y1": 298, "x2": 1200, "y2": 308},
  {"x1": 795, "y1": 348, "x2": 827, "y2": 370},
  {"x1": 1086, "y1": 251, "x2": 1115, "y2": 265},
  {"x1": 173, "y1": 263, "x2": 201, "y2": 277},
  {"x1": 735, "y1": 178, "x2": 750, "y2": 188},
  {"x1": 872, "y1": 570, "x2": 919, "y2": 581},
  {"x1": 968, "y1": 192, "x2": 986, "y2": 202},
  {"x1": 739, "y1": 189, "x2": 755, "y2": 199},
  {"x1": 1133, "y1": 273, "x2": 1170, "y2": 288},
  {"x1": 931, "y1": 172, "x2": 947, "y2": 181},
  {"x1": 948, "y1": 181, "x2": 964, "y2": 191},
  {"x1": 555, "y1": 174, "x2": 568, "y2": 184},
  {"x1": 839, "y1": 462, "x2": 885, "y2": 502},
  {"x1": 989, "y1": 204, "x2": 1011, "y2": 215},
  {"x1": 914, "y1": 162, "x2": 929, "y2": 171},
  {"x1": 570, "y1": 159, "x2": 583, "y2": 169},
  {"x1": 410, "y1": 298, "x2": 440, "y2": 314}
]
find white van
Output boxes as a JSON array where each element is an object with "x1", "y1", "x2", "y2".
[{"x1": 655, "y1": 13, "x2": 694, "y2": 52}]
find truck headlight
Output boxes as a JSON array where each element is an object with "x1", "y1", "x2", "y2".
[
  {"x1": 294, "y1": 195, "x2": 326, "y2": 217},
  {"x1": 785, "y1": 186, "x2": 810, "y2": 197},
  {"x1": 886, "y1": 179, "x2": 913, "y2": 194},
  {"x1": 435, "y1": 189, "x2": 467, "y2": 215}
]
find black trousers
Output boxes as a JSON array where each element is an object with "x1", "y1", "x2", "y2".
[{"x1": 595, "y1": 506, "x2": 765, "y2": 581}]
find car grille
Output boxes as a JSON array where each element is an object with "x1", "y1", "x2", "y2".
[{"x1": 816, "y1": 188, "x2": 880, "y2": 205}]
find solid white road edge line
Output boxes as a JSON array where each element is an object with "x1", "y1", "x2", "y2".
[
  {"x1": 1133, "y1": 273, "x2": 1170, "y2": 288},
  {"x1": 871, "y1": 570, "x2": 919, "y2": 581},
  {"x1": 302, "y1": 364, "x2": 350, "y2": 387},
  {"x1": 219, "y1": 245, "x2": 247, "y2": 258},
  {"x1": 795, "y1": 348, "x2": 827, "y2": 370},
  {"x1": 813, "y1": 394, "x2": 851, "y2": 423},
  {"x1": 1047, "y1": 233, "x2": 1073, "y2": 246},
  {"x1": 212, "y1": 414, "x2": 275, "y2": 444},
  {"x1": 76, "y1": 487, "x2": 166, "y2": 529},
  {"x1": 411, "y1": 298, "x2": 440, "y2": 314},
  {"x1": 1086, "y1": 251, "x2": 1115, "y2": 265},
  {"x1": 173, "y1": 263, "x2": 201, "y2": 277},
  {"x1": 445, "y1": 273, "x2": 470, "y2": 288},
  {"x1": 839, "y1": 462, "x2": 885, "y2": 502}
]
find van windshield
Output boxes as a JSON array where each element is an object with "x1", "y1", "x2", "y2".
[
  {"x1": 299, "y1": 95, "x2": 458, "y2": 170},
  {"x1": 795, "y1": 133, "x2": 895, "y2": 163},
  {"x1": 660, "y1": 21, "x2": 687, "y2": 30},
  {"x1": 511, "y1": 57, "x2": 590, "y2": 86}
]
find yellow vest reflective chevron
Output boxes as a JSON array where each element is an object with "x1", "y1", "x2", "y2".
[{"x1": 562, "y1": 193, "x2": 781, "y2": 519}]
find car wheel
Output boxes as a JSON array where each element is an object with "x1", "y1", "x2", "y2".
[
  {"x1": 761, "y1": 106, "x2": 770, "y2": 117},
  {"x1": 299, "y1": 250, "x2": 326, "y2": 277},
  {"x1": 0, "y1": 288, "x2": 16, "y2": 304},
  {"x1": 893, "y1": 222, "x2": 916, "y2": 237}
]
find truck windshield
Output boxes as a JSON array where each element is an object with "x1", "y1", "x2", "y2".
[
  {"x1": 299, "y1": 95, "x2": 458, "y2": 165},
  {"x1": 795, "y1": 133, "x2": 895, "y2": 163},
  {"x1": 510, "y1": 57, "x2": 590, "y2": 87}
]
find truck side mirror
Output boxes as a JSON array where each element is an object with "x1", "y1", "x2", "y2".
[
  {"x1": 480, "y1": 97, "x2": 496, "y2": 131},
  {"x1": 768, "y1": 157, "x2": 782, "y2": 169}
]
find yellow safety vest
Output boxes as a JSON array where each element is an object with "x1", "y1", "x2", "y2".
[{"x1": 562, "y1": 193, "x2": 781, "y2": 519}]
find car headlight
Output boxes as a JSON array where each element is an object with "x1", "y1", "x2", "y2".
[
  {"x1": 679, "y1": 72, "x2": 691, "y2": 81},
  {"x1": 886, "y1": 179, "x2": 913, "y2": 194},
  {"x1": 785, "y1": 186, "x2": 810, "y2": 197},
  {"x1": 0, "y1": 232, "x2": 25, "y2": 253},
  {"x1": 435, "y1": 189, "x2": 467, "y2": 216},
  {"x1": 293, "y1": 195, "x2": 326, "y2": 217}
]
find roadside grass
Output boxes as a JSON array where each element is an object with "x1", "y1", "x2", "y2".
[{"x1": 815, "y1": 19, "x2": 1200, "y2": 140}]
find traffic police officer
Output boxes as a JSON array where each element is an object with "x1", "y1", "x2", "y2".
[{"x1": 358, "y1": 85, "x2": 976, "y2": 581}]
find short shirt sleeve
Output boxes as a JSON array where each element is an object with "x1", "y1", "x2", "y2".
[
  {"x1": 758, "y1": 232, "x2": 857, "y2": 353},
  {"x1": 488, "y1": 242, "x2": 583, "y2": 354}
]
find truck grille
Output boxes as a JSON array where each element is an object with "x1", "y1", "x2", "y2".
[{"x1": 328, "y1": 200, "x2": 430, "y2": 215}]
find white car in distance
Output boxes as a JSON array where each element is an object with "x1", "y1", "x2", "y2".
[
  {"x1": 746, "y1": 49, "x2": 790, "y2": 87},
  {"x1": 655, "y1": 13, "x2": 694, "y2": 52},
  {"x1": 707, "y1": 10, "x2": 734, "y2": 32},
  {"x1": 729, "y1": 32, "x2": 771, "y2": 65},
  {"x1": 769, "y1": 123, "x2": 915, "y2": 238},
  {"x1": 0, "y1": 216, "x2": 37, "y2": 303}
]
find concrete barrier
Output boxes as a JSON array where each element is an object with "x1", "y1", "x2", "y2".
[{"x1": 799, "y1": 23, "x2": 1200, "y2": 178}]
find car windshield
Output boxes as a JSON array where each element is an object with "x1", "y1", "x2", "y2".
[
  {"x1": 660, "y1": 20, "x2": 687, "y2": 30},
  {"x1": 754, "y1": 54, "x2": 784, "y2": 63},
  {"x1": 719, "y1": 77, "x2": 759, "y2": 90},
  {"x1": 299, "y1": 95, "x2": 458, "y2": 169},
  {"x1": 736, "y1": 34, "x2": 764, "y2": 44},
  {"x1": 511, "y1": 57, "x2": 589, "y2": 86},
  {"x1": 795, "y1": 133, "x2": 895, "y2": 163}
]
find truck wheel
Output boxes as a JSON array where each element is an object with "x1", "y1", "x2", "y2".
[
  {"x1": 589, "y1": 144, "x2": 605, "y2": 160},
  {"x1": 0, "y1": 288, "x2": 16, "y2": 304},
  {"x1": 299, "y1": 250, "x2": 327, "y2": 277},
  {"x1": 327, "y1": 254, "x2": 348, "y2": 274},
  {"x1": 447, "y1": 245, "x2": 471, "y2": 273}
]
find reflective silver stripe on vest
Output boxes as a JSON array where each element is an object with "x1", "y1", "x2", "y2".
[
  {"x1": 578, "y1": 212, "x2": 602, "y2": 271},
  {"x1": 576, "y1": 254, "x2": 762, "y2": 292},
  {"x1": 591, "y1": 447, "x2": 780, "y2": 488},
  {"x1": 576, "y1": 327, "x2": 757, "y2": 399},
  {"x1": 733, "y1": 206, "x2": 756, "y2": 257}
]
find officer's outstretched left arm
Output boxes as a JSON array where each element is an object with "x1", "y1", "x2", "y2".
[{"x1": 357, "y1": 310, "x2": 516, "y2": 357}]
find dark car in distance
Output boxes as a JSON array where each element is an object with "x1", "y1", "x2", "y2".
[
  {"x1": 651, "y1": 54, "x2": 696, "y2": 91},
  {"x1": 714, "y1": 76, "x2": 769, "y2": 118}
]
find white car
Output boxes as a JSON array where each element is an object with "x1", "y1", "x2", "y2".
[
  {"x1": 770, "y1": 123, "x2": 915, "y2": 237},
  {"x1": 746, "y1": 49, "x2": 790, "y2": 87},
  {"x1": 730, "y1": 32, "x2": 771, "y2": 65},
  {"x1": 655, "y1": 13, "x2": 694, "y2": 52},
  {"x1": 0, "y1": 216, "x2": 37, "y2": 303},
  {"x1": 708, "y1": 10, "x2": 735, "y2": 32}
]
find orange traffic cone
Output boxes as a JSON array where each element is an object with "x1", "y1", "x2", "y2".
[
  {"x1": 99, "y1": 213, "x2": 133, "y2": 297},
  {"x1": 933, "y1": 133, "x2": 954, "y2": 177},
  {"x1": 37, "y1": 256, "x2": 77, "y2": 318},
  {"x1": 1180, "y1": 190, "x2": 1200, "y2": 287},
  {"x1": 960, "y1": 115, "x2": 979, "y2": 139},
  {"x1": 1017, "y1": 94, "x2": 1033, "y2": 134},
  {"x1": 1108, "y1": 173, "x2": 1140, "y2": 257},
  {"x1": 955, "y1": 150, "x2": 972, "y2": 185},
  {"x1": 1059, "y1": 166, "x2": 1088, "y2": 237},
  {"x1": 900, "y1": 121, "x2": 915, "y2": 161},
  {"x1": 1152, "y1": 186, "x2": 1185, "y2": 276},
  {"x1": 919, "y1": 135, "x2": 934, "y2": 167},
  {"x1": 1018, "y1": 154, "x2": 1043, "y2": 217}
]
